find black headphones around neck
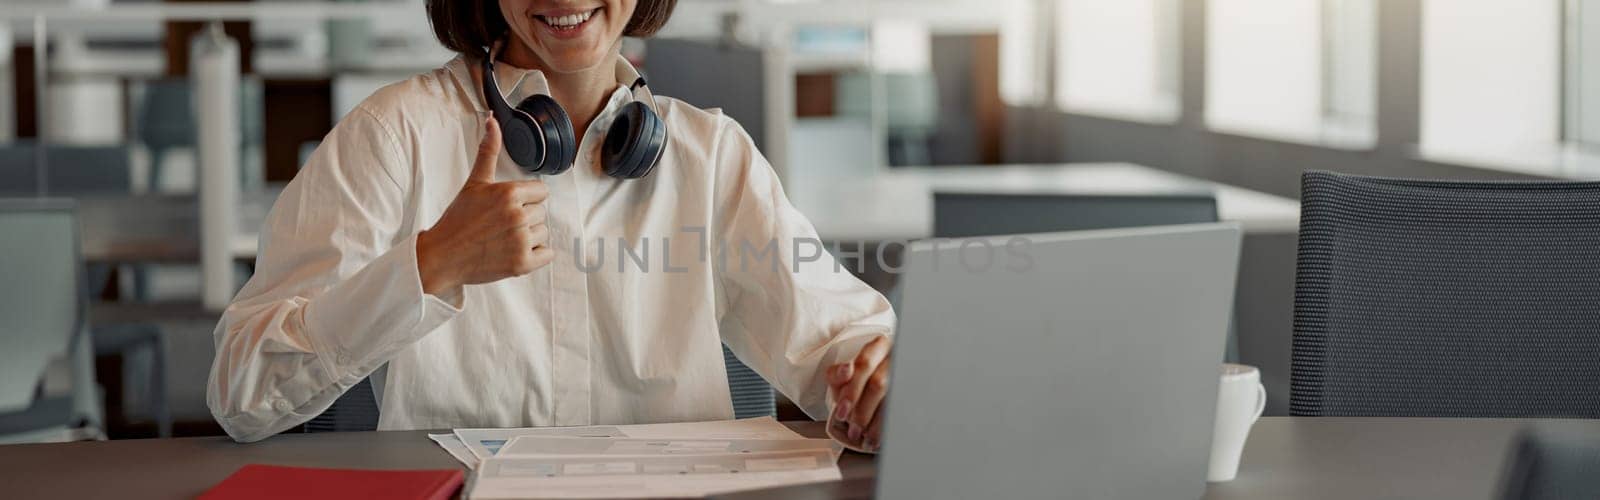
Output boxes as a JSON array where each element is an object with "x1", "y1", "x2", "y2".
[{"x1": 479, "y1": 44, "x2": 668, "y2": 178}]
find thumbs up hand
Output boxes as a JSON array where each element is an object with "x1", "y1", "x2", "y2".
[{"x1": 417, "y1": 117, "x2": 554, "y2": 296}]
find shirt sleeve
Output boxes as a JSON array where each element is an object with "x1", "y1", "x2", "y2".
[
  {"x1": 206, "y1": 105, "x2": 463, "y2": 443},
  {"x1": 709, "y1": 116, "x2": 897, "y2": 421}
]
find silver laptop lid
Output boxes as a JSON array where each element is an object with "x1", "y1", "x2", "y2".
[{"x1": 876, "y1": 223, "x2": 1242, "y2": 500}]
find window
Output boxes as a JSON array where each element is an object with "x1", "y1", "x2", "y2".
[
  {"x1": 1565, "y1": 0, "x2": 1600, "y2": 172},
  {"x1": 1001, "y1": 0, "x2": 1048, "y2": 105},
  {"x1": 1054, "y1": 0, "x2": 1180, "y2": 122},
  {"x1": 1204, "y1": 0, "x2": 1376, "y2": 147},
  {"x1": 1419, "y1": 0, "x2": 1561, "y2": 173}
]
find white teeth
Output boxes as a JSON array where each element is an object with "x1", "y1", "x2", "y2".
[{"x1": 545, "y1": 10, "x2": 594, "y2": 28}]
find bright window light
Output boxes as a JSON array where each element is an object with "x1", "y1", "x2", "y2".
[
  {"x1": 1204, "y1": 0, "x2": 1376, "y2": 147},
  {"x1": 1001, "y1": 0, "x2": 1046, "y2": 105},
  {"x1": 1420, "y1": 0, "x2": 1560, "y2": 173},
  {"x1": 1055, "y1": 0, "x2": 1180, "y2": 123},
  {"x1": 1565, "y1": 0, "x2": 1600, "y2": 175},
  {"x1": 1205, "y1": 0, "x2": 1325, "y2": 142}
]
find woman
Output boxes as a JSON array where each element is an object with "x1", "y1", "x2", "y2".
[{"x1": 205, "y1": 0, "x2": 896, "y2": 451}]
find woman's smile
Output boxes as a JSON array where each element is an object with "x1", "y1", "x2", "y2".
[{"x1": 533, "y1": 5, "x2": 604, "y2": 41}]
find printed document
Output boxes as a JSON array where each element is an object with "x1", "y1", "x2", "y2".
[{"x1": 426, "y1": 417, "x2": 842, "y2": 498}]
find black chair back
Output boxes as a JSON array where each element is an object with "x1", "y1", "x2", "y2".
[
  {"x1": 302, "y1": 378, "x2": 381, "y2": 433},
  {"x1": 1292, "y1": 171, "x2": 1600, "y2": 417}
]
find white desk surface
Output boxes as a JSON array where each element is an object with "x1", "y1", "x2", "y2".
[
  {"x1": 84, "y1": 163, "x2": 1298, "y2": 261},
  {"x1": 785, "y1": 163, "x2": 1302, "y2": 242}
]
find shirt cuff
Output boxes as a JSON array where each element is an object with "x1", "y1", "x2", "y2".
[{"x1": 303, "y1": 233, "x2": 465, "y2": 381}]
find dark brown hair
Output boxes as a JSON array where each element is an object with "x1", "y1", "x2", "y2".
[{"x1": 426, "y1": 0, "x2": 678, "y2": 55}]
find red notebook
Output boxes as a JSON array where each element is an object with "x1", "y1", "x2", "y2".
[{"x1": 199, "y1": 464, "x2": 464, "y2": 500}]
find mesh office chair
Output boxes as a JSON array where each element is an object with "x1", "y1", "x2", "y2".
[
  {"x1": 722, "y1": 344, "x2": 775, "y2": 419},
  {"x1": 1291, "y1": 171, "x2": 1600, "y2": 417},
  {"x1": 305, "y1": 344, "x2": 776, "y2": 432},
  {"x1": 1498, "y1": 422, "x2": 1600, "y2": 500}
]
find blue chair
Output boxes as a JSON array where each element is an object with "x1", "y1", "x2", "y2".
[
  {"x1": 0, "y1": 142, "x2": 133, "y2": 196},
  {"x1": 0, "y1": 141, "x2": 148, "y2": 298},
  {"x1": 0, "y1": 199, "x2": 102, "y2": 443},
  {"x1": 0, "y1": 147, "x2": 174, "y2": 436},
  {"x1": 133, "y1": 78, "x2": 264, "y2": 191}
]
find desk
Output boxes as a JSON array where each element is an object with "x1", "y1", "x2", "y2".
[
  {"x1": 718, "y1": 417, "x2": 1532, "y2": 500},
  {"x1": 75, "y1": 188, "x2": 276, "y2": 264},
  {"x1": 786, "y1": 163, "x2": 1302, "y2": 242},
  {"x1": 0, "y1": 418, "x2": 1538, "y2": 499},
  {"x1": 0, "y1": 421, "x2": 864, "y2": 499}
]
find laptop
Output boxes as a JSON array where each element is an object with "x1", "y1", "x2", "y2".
[{"x1": 875, "y1": 223, "x2": 1242, "y2": 500}]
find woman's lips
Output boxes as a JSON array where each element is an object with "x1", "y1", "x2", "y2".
[{"x1": 536, "y1": 7, "x2": 601, "y2": 40}]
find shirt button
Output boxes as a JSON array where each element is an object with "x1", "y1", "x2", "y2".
[
  {"x1": 336, "y1": 349, "x2": 352, "y2": 366},
  {"x1": 273, "y1": 399, "x2": 293, "y2": 413}
]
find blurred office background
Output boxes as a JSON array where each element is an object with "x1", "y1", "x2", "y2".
[{"x1": 0, "y1": 0, "x2": 1594, "y2": 441}]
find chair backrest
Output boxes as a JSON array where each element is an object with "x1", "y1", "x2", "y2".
[
  {"x1": 1498, "y1": 423, "x2": 1600, "y2": 500},
  {"x1": 133, "y1": 78, "x2": 265, "y2": 148},
  {"x1": 134, "y1": 80, "x2": 196, "y2": 150},
  {"x1": 932, "y1": 192, "x2": 1219, "y2": 238},
  {"x1": 722, "y1": 344, "x2": 775, "y2": 419},
  {"x1": 1292, "y1": 171, "x2": 1600, "y2": 417},
  {"x1": 305, "y1": 343, "x2": 777, "y2": 433},
  {"x1": 301, "y1": 378, "x2": 380, "y2": 433},
  {"x1": 0, "y1": 199, "x2": 84, "y2": 414},
  {"x1": 0, "y1": 142, "x2": 133, "y2": 196}
]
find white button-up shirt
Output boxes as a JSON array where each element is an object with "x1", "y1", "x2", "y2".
[{"x1": 206, "y1": 56, "x2": 895, "y2": 443}]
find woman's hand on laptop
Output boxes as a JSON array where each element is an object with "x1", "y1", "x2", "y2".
[
  {"x1": 417, "y1": 118, "x2": 554, "y2": 297},
  {"x1": 826, "y1": 336, "x2": 892, "y2": 452}
]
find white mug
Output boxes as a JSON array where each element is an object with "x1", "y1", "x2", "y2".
[{"x1": 1208, "y1": 363, "x2": 1266, "y2": 482}]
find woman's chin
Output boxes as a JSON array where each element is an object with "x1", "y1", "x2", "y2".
[{"x1": 537, "y1": 49, "x2": 615, "y2": 75}]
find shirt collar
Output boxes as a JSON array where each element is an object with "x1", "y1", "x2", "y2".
[{"x1": 449, "y1": 53, "x2": 651, "y2": 119}]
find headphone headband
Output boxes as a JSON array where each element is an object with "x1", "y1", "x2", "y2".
[{"x1": 478, "y1": 40, "x2": 668, "y2": 178}]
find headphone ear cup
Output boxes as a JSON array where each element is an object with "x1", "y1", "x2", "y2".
[
  {"x1": 516, "y1": 95, "x2": 577, "y2": 175},
  {"x1": 497, "y1": 114, "x2": 543, "y2": 169},
  {"x1": 602, "y1": 102, "x2": 667, "y2": 179},
  {"x1": 600, "y1": 103, "x2": 642, "y2": 178},
  {"x1": 629, "y1": 105, "x2": 667, "y2": 179}
]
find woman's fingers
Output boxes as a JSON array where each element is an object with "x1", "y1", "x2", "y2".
[
  {"x1": 848, "y1": 359, "x2": 891, "y2": 434},
  {"x1": 863, "y1": 404, "x2": 885, "y2": 452},
  {"x1": 827, "y1": 362, "x2": 853, "y2": 386},
  {"x1": 835, "y1": 336, "x2": 891, "y2": 422},
  {"x1": 469, "y1": 117, "x2": 502, "y2": 183}
]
